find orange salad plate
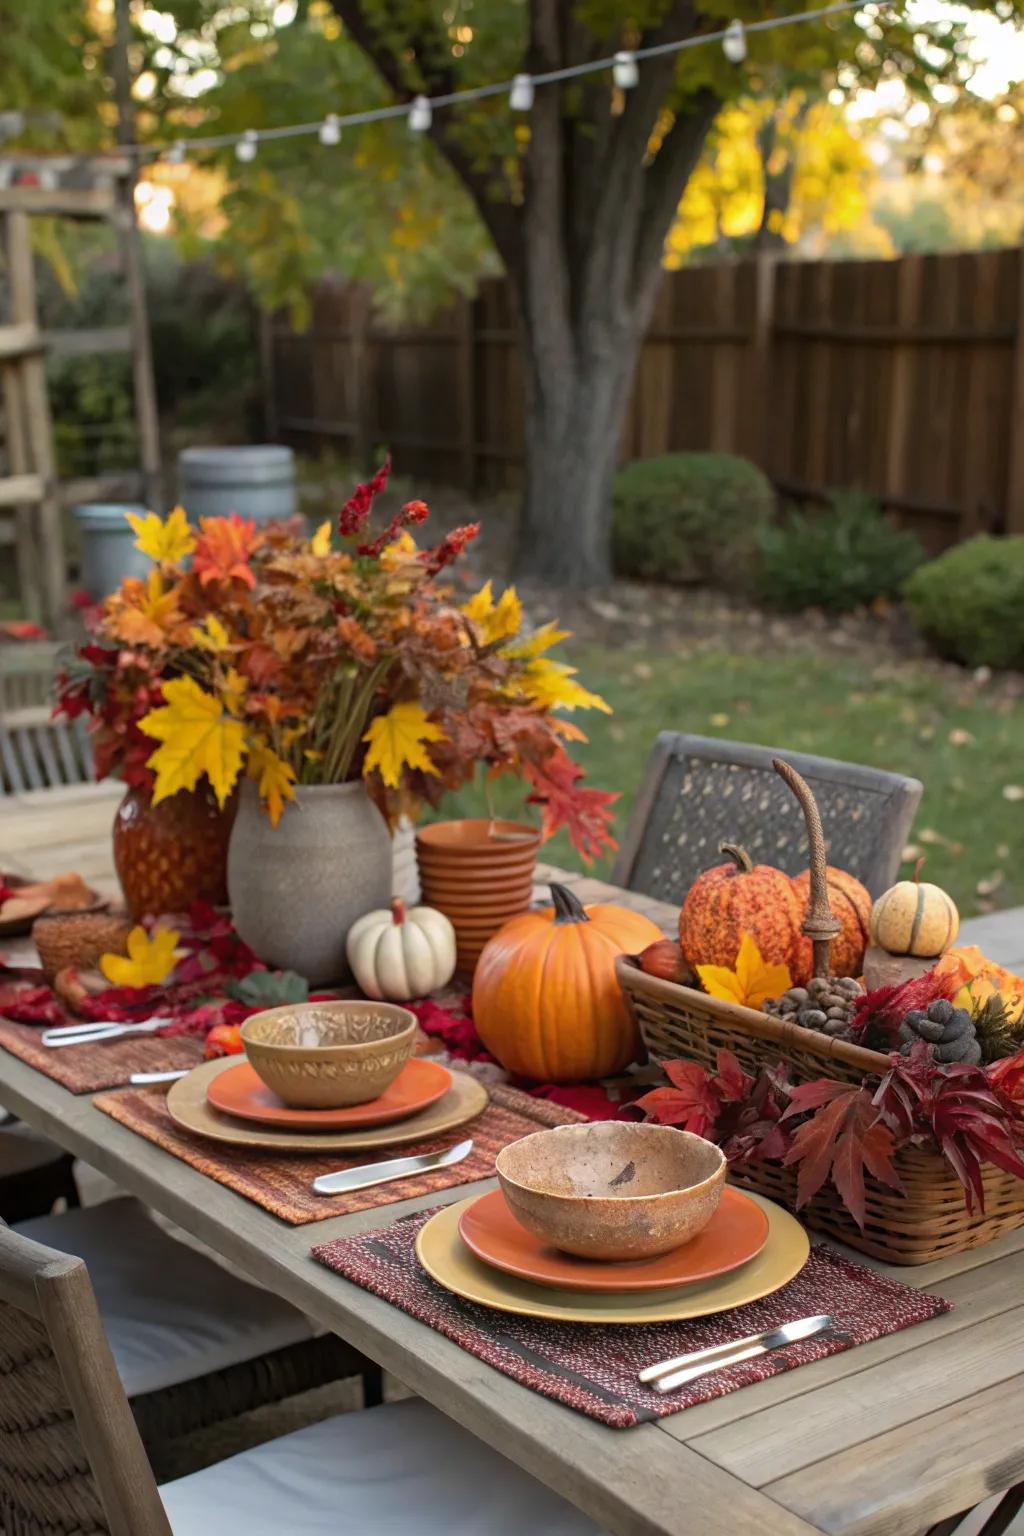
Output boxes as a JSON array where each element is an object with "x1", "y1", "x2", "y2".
[
  {"x1": 457, "y1": 1185, "x2": 770, "y2": 1293},
  {"x1": 206, "y1": 1057, "x2": 453, "y2": 1131}
]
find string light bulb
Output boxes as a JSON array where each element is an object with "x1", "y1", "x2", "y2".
[
  {"x1": 408, "y1": 95, "x2": 432, "y2": 132},
  {"x1": 318, "y1": 114, "x2": 341, "y2": 146},
  {"x1": 722, "y1": 19, "x2": 747, "y2": 63},
  {"x1": 509, "y1": 74, "x2": 534, "y2": 111},
  {"x1": 236, "y1": 129, "x2": 258, "y2": 162},
  {"x1": 612, "y1": 51, "x2": 639, "y2": 89}
]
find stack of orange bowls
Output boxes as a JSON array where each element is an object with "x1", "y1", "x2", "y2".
[{"x1": 415, "y1": 819, "x2": 540, "y2": 975}]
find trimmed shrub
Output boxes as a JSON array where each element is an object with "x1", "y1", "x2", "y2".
[
  {"x1": 904, "y1": 535, "x2": 1024, "y2": 670},
  {"x1": 755, "y1": 490, "x2": 923, "y2": 614},
  {"x1": 612, "y1": 452, "x2": 774, "y2": 589}
]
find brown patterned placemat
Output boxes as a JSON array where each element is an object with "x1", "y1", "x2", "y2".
[
  {"x1": 0, "y1": 1018, "x2": 205, "y2": 1093},
  {"x1": 93, "y1": 1081, "x2": 584, "y2": 1225},
  {"x1": 312, "y1": 1209, "x2": 951, "y2": 1428}
]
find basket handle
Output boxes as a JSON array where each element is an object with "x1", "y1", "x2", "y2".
[{"x1": 772, "y1": 757, "x2": 840, "y2": 980}]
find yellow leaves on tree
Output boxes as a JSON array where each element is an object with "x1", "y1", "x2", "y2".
[
  {"x1": 138, "y1": 675, "x2": 245, "y2": 808},
  {"x1": 698, "y1": 933, "x2": 793, "y2": 1012},
  {"x1": 247, "y1": 742, "x2": 296, "y2": 827},
  {"x1": 362, "y1": 700, "x2": 446, "y2": 789},
  {"x1": 126, "y1": 506, "x2": 195, "y2": 565},
  {"x1": 108, "y1": 569, "x2": 183, "y2": 649},
  {"x1": 100, "y1": 925, "x2": 180, "y2": 988},
  {"x1": 463, "y1": 580, "x2": 522, "y2": 644}
]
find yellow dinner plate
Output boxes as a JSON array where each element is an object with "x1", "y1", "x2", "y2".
[
  {"x1": 166, "y1": 1056, "x2": 488, "y2": 1152},
  {"x1": 415, "y1": 1188, "x2": 809, "y2": 1324}
]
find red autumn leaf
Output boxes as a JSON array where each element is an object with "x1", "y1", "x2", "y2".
[
  {"x1": 850, "y1": 967, "x2": 958, "y2": 1050},
  {"x1": 987, "y1": 1049, "x2": 1024, "y2": 1107},
  {"x1": 783, "y1": 1082, "x2": 900, "y2": 1229},
  {"x1": 0, "y1": 981, "x2": 67, "y2": 1026},
  {"x1": 193, "y1": 513, "x2": 260, "y2": 587},
  {"x1": 714, "y1": 1048, "x2": 753, "y2": 1103},
  {"x1": 637, "y1": 1060, "x2": 720, "y2": 1138},
  {"x1": 524, "y1": 748, "x2": 619, "y2": 864}
]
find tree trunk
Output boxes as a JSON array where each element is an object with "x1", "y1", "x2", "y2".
[{"x1": 515, "y1": 321, "x2": 642, "y2": 586}]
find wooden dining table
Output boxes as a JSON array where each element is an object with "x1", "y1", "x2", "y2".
[{"x1": 3, "y1": 782, "x2": 1024, "y2": 1536}]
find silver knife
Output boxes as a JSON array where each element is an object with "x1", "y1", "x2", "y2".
[
  {"x1": 129, "y1": 1070, "x2": 190, "y2": 1085},
  {"x1": 311, "y1": 1138, "x2": 474, "y2": 1197},
  {"x1": 641, "y1": 1314, "x2": 833, "y2": 1395}
]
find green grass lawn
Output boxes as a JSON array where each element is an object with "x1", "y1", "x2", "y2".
[{"x1": 444, "y1": 642, "x2": 1024, "y2": 918}]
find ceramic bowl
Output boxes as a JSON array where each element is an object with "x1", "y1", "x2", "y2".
[
  {"x1": 416, "y1": 819, "x2": 540, "y2": 858},
  {"x1": 495, "y1": 1122, "x2": 727, "y2": 1261},
  {"x1": 240, "y1": 1001, "x2": 417, "y2": 1109}
]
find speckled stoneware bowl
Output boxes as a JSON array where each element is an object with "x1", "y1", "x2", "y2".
[
  {"x1": 495, "y1": 1122, "x2": 727, "y2": 1261},
  {"x1": 240, "y1": 1001, "x2": 417, "y2": 1110}
]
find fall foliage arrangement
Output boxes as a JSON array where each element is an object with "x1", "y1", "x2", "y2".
[{"x1": 57, "y1": 463, "x2": 617, "y2": 860}]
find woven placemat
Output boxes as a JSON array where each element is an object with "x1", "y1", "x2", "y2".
[
  {"x1": 0, "y1": 1018, "x2": 205, "y2": 1093},
  {"x1": 93, "y1": 1081, "x2": 583, "y2": 1225},
  {"x1": 312, "y1": 1208, "x2": 951, "y2": 1428}
]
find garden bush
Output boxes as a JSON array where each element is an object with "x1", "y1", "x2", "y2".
[
  {"x1": 755, "y1": 490, "x2": 923, "y2": 614},
  {"x1": 611, "y1": 452, "x2": 774, "y2": 589},
  {"x1": 904, "y1": 535, "x2": 1024, "y2": 670}
]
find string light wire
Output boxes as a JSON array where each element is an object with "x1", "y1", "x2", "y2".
[{"x1": 89, "y1": 0, "x2": 884, "y2": 164}]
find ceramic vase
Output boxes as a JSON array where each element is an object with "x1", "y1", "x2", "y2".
[
  {"x1": 415, "y1": 818, "x2": 540, "y2": 975},
  {"x1": 113, "y1": 783, "x2": 236, "y2": 919},
  {"x1": 227, "y1": 780, "x2": 393, "y2": 985}
]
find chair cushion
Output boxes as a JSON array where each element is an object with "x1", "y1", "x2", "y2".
[
  {"x1": 0, "y1": 1120, "x2": 68, "y2": 1178},
  {"x1": 15, "y1": 1197, "x2": 313, "y2": 1397},
  {"x1": 160, "y1": 1397, "x2": 601, "y2": 1536}
]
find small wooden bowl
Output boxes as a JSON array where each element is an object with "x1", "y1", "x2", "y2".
[
  {"x1": 496, "y1": 1122, "x2": 727, "y2": 1261},
  {"x1": 240, "y1": 1001, "x2": 417, "y2": 1109}
]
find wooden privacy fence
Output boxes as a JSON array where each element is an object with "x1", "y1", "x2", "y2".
[{"x1": 265, "y1": 247, "x2": 1024, "y2": 552}]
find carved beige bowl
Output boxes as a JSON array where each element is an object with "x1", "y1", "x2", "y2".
[
  {"x1": 240, "y1": 1002, "x2": 417, "y2": 1109},
  {"x1": 495, "y1": 1122, "x2": 727, "y2": 1261}
]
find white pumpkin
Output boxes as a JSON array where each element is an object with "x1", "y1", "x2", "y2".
[{"x1": 346, "y1": 898, "x2": 457, "y2": 1001}]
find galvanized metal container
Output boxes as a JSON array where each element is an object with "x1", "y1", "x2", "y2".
[{"x1": 177, "y1": 444, "x2": 297, "y2": 525}]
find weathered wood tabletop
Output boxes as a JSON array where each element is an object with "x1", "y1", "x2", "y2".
[{"x1": 2, "y1": 787, "x2": 1024, "y2": 1536}]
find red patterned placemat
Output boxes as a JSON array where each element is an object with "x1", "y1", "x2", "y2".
[
  {"x1": 93, "y1": 1081, "x2": 583, "y2": 1224},
  {"x1": 0, "y1": 1018, "x2": 205, "y2": 1092},
  {"x1": 312, "y1": 1209, "x2": 951, "y2": 1428}
]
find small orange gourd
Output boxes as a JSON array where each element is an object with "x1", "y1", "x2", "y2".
[{"x1": 472, "y1": 884, "x2": 662, "y2": 1082}]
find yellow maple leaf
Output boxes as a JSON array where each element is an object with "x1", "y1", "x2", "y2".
[
  {"x1": 463, "y1": 580, "x2": 522, "y2": 644},
  {"x1": 190, "y1": 615, "x2": 231, "y2": 653},
  {"x1": 138, "y1": 675, "x2": 245, "y2": 808},
  {"x1": 505, "y1": 621, "x2": 570, "y2": 659},
  {"x1": 220, "y1": 666, "x2": 248, "y2": 715},
  {"x1": 126, "y1": 506, "x2": 195, "y2": 564},
  {"x1": 362, "y1": 700, "x2": 447, "y2": 789},
  {"x1": 100, "y1": 925, "x2": 180, "y2": 988},
  {"x1": 311, "y1": 520, "x2": 332, "y2": 557},
  {"x1": 247, "y1": 742, "x2": 296, "y2": 827},
  {"x1": 697, "y1": 933, "x2": 793, "y2": 1012},
  {"x1": 521, "y1": 657, "x2": 612, "y2": 713}
]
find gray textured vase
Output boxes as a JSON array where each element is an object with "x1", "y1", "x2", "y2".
[{"x1": 227, "y1": 780, "x2": 393, "y2": 986}]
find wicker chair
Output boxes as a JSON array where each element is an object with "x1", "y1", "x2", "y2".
[
  {"x1": 8, "y1": 1196, "x2": 381, "y2": 1467},
  {"x1": 0, "y1": 1220, "x2": 597, "y2": 1535},
  {"x1": 612, "y1": 734, "x2": 922, "y2": 902}
]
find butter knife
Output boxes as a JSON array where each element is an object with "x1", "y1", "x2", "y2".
[
  {"x1": 641, "y1": 1314, "x2": 832, "y2": 1395},
  {"x1": 312, "y1": 1138, "x2": 474, "y2": 1197}
]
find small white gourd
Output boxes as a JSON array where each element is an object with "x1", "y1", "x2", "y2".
[{"x1": 346, "y1": 898, "x2": 457, "y2": 1001}]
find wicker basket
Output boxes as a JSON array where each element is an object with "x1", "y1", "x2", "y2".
[{"x1": 614, "y1": 755, "x2": 1024, "y2": 1265}]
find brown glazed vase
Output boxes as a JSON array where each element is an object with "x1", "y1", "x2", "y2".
[{"x1": 113, "y1": 783, "x2": 237, "y2": 919}]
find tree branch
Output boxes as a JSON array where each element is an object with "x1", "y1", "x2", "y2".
[
  {"x1": 632, "y1": 87, "x2": 720, "y2": 312},
  {"x1": 330, "y1": 0, "x2": 523, "y2": 276}
]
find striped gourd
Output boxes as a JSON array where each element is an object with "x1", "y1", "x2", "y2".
[{"x1": 869, "y1": 868, "x2": 959, "y2": 958}]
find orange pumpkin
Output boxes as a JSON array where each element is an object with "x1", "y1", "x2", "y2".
[
  {"x1": 472, "y1": 884, "x2": 662, "y2": 1081},
  {"x1": 791, "y1": 866, "x2": 872, "y2": 983},
  {"x1": 679, "y1": 843, "x2": 802, "y2": 972}
]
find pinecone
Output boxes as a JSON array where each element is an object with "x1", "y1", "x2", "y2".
[
  {"x1": 898, "y1": 998, "x2": 981, "y2": 1064},
  {"x1": 764, "y1": 975, "x2": 865, "y2": 1041}
]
